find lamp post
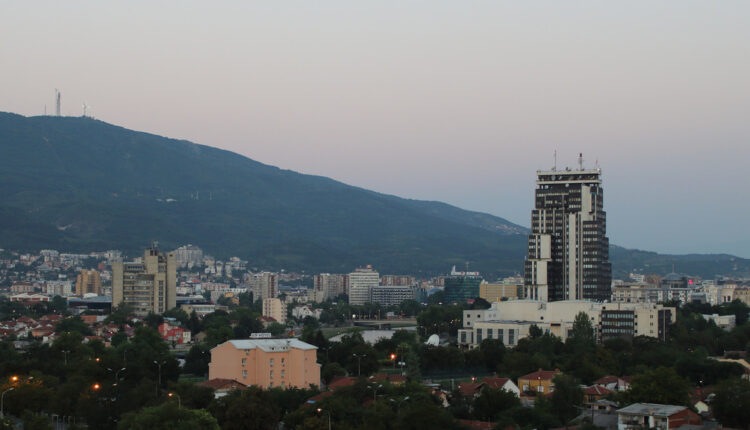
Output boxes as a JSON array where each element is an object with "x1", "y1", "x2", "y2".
[
  {"x1": 316, "y1": 408, "x2": 331, "y2": 430},
  {"x1": 1, "y1": 387, "x2": 14, "y2": 418},
  {"x1": 168, "y1": 392, "x2": 181, "y2": 408},
  {"x1": 154, "y1": 360, "x2": 165, "y2": 396},
  {"x1": 371, "y1": 384, "x2": 382, "y2": 403},
  {"x1": 62, "y1": 350, "x2": 70, "y2": 366},
  {"x1": 352, "y1": 354, "x2": 362, "y2": 376}
]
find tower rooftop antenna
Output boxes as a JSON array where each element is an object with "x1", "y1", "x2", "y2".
[{"x1": 578, "y1": 153, "x2": 584, "y2": 171}]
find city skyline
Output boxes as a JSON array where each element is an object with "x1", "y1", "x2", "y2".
[{"x1": 2, "y1": 2, "x2": 749, "y2": 258}]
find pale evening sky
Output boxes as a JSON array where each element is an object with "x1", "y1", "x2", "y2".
[{"x1": 2, "y1": 2, "x2": 749, "y2": 257}]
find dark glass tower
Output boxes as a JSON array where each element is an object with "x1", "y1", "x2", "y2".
[
  {"x1": 523, "y1": 164, "x2": 611, "y2": 302},
  {"x1": 444, "y1": 267, "x2": 483, "y2": 304}
]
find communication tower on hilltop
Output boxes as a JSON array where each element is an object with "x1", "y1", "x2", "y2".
[{"x1": 55, "y1": 89, "x2": 61, "y2": 116}]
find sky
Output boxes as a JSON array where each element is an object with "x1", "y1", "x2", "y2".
[{"x1": 2, "y1": 2, "x2": 749, "y2": 258}]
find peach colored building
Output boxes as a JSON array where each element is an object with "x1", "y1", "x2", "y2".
[{"x1": 208, "y1": 339, "x2": 320, "y2": 389}]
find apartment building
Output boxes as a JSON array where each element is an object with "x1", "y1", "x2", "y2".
[
  {"x1": 112, "y1": 246, "x2": 177, "y2": 316},
  {"x1": 208, "y1": 339, "x2": 320, "y2": 389}
]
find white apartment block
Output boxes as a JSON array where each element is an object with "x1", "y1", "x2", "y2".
[
  {"x1": 247, "y1": 272, "x2": 278, "y2": 301},
  {"x1": 458, "y1": 300, "x2": 676, "y2": 349}
]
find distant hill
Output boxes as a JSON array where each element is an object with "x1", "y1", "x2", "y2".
[
  {"x1": 1, "y1": 112, "x2": 748, "y2": 279},
  {"x1": 0, "y1": 112, "x2": 528, "y2": 277}
]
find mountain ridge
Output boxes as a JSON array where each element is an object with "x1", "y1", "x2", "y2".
[{"x1": 1, "y1": 111, "x2": 748, "y2": 279}]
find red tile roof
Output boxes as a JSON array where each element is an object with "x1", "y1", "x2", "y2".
[
  {"x1": 459, "y1": 419, "x2": 497, "y2": 430},
  {"x1": 482, "y1": 377, "x2": 511, "y2": 389},
  {"x1": 458, "y1": 382, "x2": 484, "y2": 397},
  {"x1": 584, "y1": 385, "x2": 611, "y2": 396},
  {"x1": 518, "y1": 368, "x2": 561, "y2": 381},
  {"x1": 327, "y1": 376, "x2": 357, "y2": 390},
  {"x1": 200, "y1": 379, "x2": 247, "y2": 390}
]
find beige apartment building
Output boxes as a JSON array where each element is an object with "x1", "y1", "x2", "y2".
[
  {"x1": 112, "y1": 246, "x2": 176, "y2": 316},
  {"x1": 208, "y1": 339, "x2": 320, "y2": 389},
  {"x1": 75, "y1": 269, "x2": 102, "y2": 296},
  {"x1": 262, "y1": 298, "x2": 286, "y2": 324}
]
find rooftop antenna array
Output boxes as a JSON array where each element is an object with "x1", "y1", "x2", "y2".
[
  {"x1": 553, "y1": 150, "x2": 557, "y2": 171},
  {"x1": 55, "y1": 89, "x2": 61, "y2": 116}
]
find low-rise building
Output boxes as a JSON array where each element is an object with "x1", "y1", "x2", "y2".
[
  {"x1": 458, "y1": 300, "x2": 676, "y2": 349},
  {"x1": 702, "y1": 313, "x2": 736, "y2": 331},
  {"x1": 479, "y1": 282, "x2": 521, "y2": 302},
  {"x1": 616, "y1": 403, "x2": 701, "y2": 430},
  {"x1": 158, "y1": 322, "x2": 191, "y2": 344},
  {"x1": 518, "y1": 369, "x2": 562, "y2": 395},
  {"x1": 208, "y1": 339, "x2": 320, "y2": 389},
  {"x1": 292, "y1": 305, "x2": 322, "y2": 320}
]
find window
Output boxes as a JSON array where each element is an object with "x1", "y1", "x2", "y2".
[
  {"x1": 270, "y1": 371, "x2": 274, "y2": 379},
  {"x1": 269, "y1": 382, "x2": 273, "y2": 388},
  {"x1": 537, "y1": 385, "x2": 544, "y2": 393},
  {"x1": 476, "y1": 328, "x2": 483, "y2": 343},
  {"x1": 281, "y1": 370, "x2": 285, "y2": 378},
  {"x1": 270, "y1": 358, "x2": 274, "y2": 367},
  {"x1": 282, "y1": 358, "x2": 285, "y2": 367},
  {"x1": 242, "y1": 370, "x2": 247, "y2": 378},
  {"x1": 241, "y1": 358, "x2": 246, "y2": 366},
  {"x1": 487, "y1": 328, "x2": 493, "y2": 339}
]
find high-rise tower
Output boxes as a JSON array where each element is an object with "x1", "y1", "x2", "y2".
[{"x1": 523, "y1": 157, "x2": 611, "y2": 302}]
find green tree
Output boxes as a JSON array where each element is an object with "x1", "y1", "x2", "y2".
[
  {"x1": 209, "y1": 386, "x2": 281, "y2": 430},
  {"x1": 549, "y1": 374, "x2": 584, "y2": 424},
  {"x1": 712, "y1": 378, "x2": 750, "y2": 430},
  {"x1": 472, "y1": 388, "x2": 520, "y2": 421},
  {"x1": 624, "y1": 367, "x2": 690, "y2": 406},
  {"x1": 118, "y1": 401, "x2": 218, "y2": 430},
  {"x1": 322, "y1": 362, "x2": 346, "y2": 384},
  {"x1": 567, "y1": 312, "x2": 596, "y2": 352},
  {"x1": 21, "y1": 410, "x2": 51, "y2": 430},
  {"x1": 55, "y1": 316, "x2": 92, "y2": 335}
]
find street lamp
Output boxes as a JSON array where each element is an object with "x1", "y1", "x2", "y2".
[
  {"x1": 9, "y1": 376, "x2": 18, "y2": 383},
  {"x1": 371, "y1": 384, "x2": 382, "y2": 403},
  {"x1": 62, "y1": 350, "x2": 70, "y2": 366},
  {"x1": 316, "y1": 408, "x2": 331, "y2": 430},
  {"x1": 1, "y1": 387, "x2": 14, "y2": 418},
  {"x1": 168, "y1": 392, "x2": 181, "y2": 408},
  {"x1": 154, "y1": 360, "x2": 165, "y2": 396},
  {"x1": 352, "y1": 354, "x2": 362, "y2": 376}
]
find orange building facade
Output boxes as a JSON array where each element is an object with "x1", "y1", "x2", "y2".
[
  {"x1": 76, "y1": 269, "x2": 102, "y2": 296},
  {"x1": 208, "y1": 339, "x2": 320, "y2": 389}
]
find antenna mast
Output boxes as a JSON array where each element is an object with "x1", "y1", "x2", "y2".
[
  {"x1": 55, "y1": 89, "x2": 61, "y2": 116},
  {"x1": 553, "y1": 150, "x2": 557, "y2": 171},
  {"x1": 578, "y1": 153, "x2": 584, "y2": 171}
]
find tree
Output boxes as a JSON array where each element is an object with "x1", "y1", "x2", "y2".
[
  {"x1": 21, "y1": 410, "x2": 52, "y2": 430},
  {"x1": 184, "y1": 344, "x2": 211, "y2": 376},
  {"x1": 118, "y1": 401, "x2": 219, "y2": 430},
  {"x1": 712, "y1": 378, "x2": 750, "y2": 430},
  {"x1": 322, "y1": 362, "x2": 346, "y2": 384},
  {"x1": 209, "y1": 387, "x2": 281, "y2": 430},
  {"x1": 529, "y1": 324, "x2": 543, "y2": 339},
  {"x1": 567, "y1": 312, "x2": 595, "y2": 352},
  {"x1": 472, "y1": 388, "x2": 520, "y2": 421},
  {"x1": 55, "y1": 316, "x2": 92, "y2": 335},
  {"x1": 549, "y1": 374, "x2": 584, "y2": 424},
  {"x1": 624, "y1": 367, "x2": 690, "y2": 406}
]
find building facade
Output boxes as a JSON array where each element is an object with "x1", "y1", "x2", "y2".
[
  {"x1": 112, "y1": 246, "x2": 177, "y2": 316},
  {"x1": 208, "y1": 339, "x2": 320, "y2": 389},
  {"x1": 348, "y1": 266, "x2": 379, "y2": 305},
  {"x1": 480, "y1": 282, "x2": 521, "y2": 302},
  {"x1": 247, "y1": 272, "x2": 278, "y2": 302},
  {"x1": 524, "y1": 163, "x2": 612, "y2": 302},
  {"x1": 310, "y1": 273, "x2": 348, "y2": 303},
  {"x1": 262, "y1": 298, "x2": 286, "y2": 324},
  {"x1": 370, "y1": 286, "x2": 417, "y2": 307},
  {"x1": 75, "y1": 269, "x2": 102, "y2": 296},
  {"x1": 444, "y1": 267, "x2": 482, "y2": 304},
  {"x1": 458, "y1": 300, "x2": 676, "y2": 348}
]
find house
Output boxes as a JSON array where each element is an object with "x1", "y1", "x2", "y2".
[
  {"x1": 584, "y1": 385, "x2": 612, "y2": 404},
  {"x1": 594, "y1": 375, "x2": 631, "y2": 392},
  {"x1": 199, "y1": 378, "x2": 246, "y2": 398},
  {"x1": 327, "y1": 376, "x2": 357, "y2": 390},
  {"x1": 617, "y1": 403, "x2": 701, "y2": 430},
  {"x1": 518, "y1": 368, "x2": 562, "y2": 395},
  {"x1": 158, "y1": 322, "x2": 191, "y2": 344},
  {"x1": 458, "y1": 382, "x2": 484, "y2": 398},
  {"x1": 481, "y1": 377, "x2": 520, "y2": 397}
]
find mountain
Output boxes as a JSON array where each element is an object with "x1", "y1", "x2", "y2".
[
  {"x1": 1, "y1": 111, "x2": 749, "y2": 279},
  {"x1": 0, "y1": 112, "x2": 528, "y2": 277}
]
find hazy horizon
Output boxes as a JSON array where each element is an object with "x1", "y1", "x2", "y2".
[{"x1": 2, "y1": 1, "x2": 749, "y2": 258}]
